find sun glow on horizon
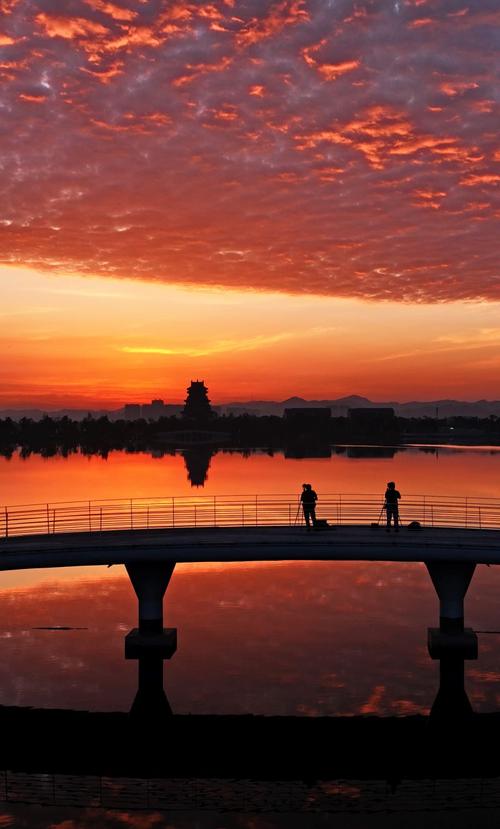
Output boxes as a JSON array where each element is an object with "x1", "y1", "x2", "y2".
[{"x1": 2, "y1": 265, "x2": 500, "y2": 408}]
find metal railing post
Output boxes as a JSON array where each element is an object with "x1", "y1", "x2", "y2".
[{"x1": 5, "y1": 491, "x2": 500, "y2": 538}]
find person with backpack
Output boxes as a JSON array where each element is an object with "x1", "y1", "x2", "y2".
[
  {"x1": 300, "y1": 483, "x2": 318, "y2": 530},
  {"x1": 384, "y1": 481, "x2": 401, "y2": 532}
]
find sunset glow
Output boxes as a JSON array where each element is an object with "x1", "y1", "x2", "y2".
[{"x1": 1, "y1": 0, "x2": 499, "y2": 405}]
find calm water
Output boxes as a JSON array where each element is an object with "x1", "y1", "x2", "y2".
[{"x1": 1, "y1": 445, "x2": 500, "y2": 716}]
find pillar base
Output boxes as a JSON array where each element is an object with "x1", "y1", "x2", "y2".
[
  {"x1": 125, "y1": 627, "x2": 177, "y2": 659},
  {"x1": 427, "y1": 627, "x2": 478, "y2": 660}
]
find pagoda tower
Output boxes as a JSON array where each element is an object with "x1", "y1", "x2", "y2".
[{"x1": 182, "y1": 380, "x2": 213, "y2": 421}]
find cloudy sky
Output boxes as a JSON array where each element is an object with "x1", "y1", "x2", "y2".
[{"x1": 1, "y1": 0, "x2": 499, "y2": 405}]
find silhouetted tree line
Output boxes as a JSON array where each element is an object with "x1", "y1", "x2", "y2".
[{"x1": 0, "y1": 413, "x2": 499, "y2": 458}]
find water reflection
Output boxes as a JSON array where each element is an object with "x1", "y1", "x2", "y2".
[
  {"x1": 430, "y1": 655, "x2": 473, "y2": 721},
  {"x1": 123, "y1": 623, "x2": 478, "y2": 726},
  {"x1": 2, "y1": 561, "x2": 500, "y2": 716},
  {"x1": 129, "y1": 657, "x2": 172, "y2": 720},
  {"x1": 3, "y1": 444, "x2": 500, "y2": 507},
  {"x1": 284, "y1": 445, "x2": 331, "y2": 459},
  {"x1": 346, "y1": 446, "x2": 397, "y2": 459},
  {"x1": 182, "y1": 447, "x2": 213, "y2": 487}
]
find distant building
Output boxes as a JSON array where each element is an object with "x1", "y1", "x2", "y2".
[
  {"x1": 221, "y1": 406, "x2": 259, "y2": 416},
  {"x1": 348, "y1": 407, "x2": 398, "y2": 436},
  {"x1": 123, "y1": 404, "x2": 141, "y2": 420},
  {"x1": 284, "y1": 408, "x2": 332, "y2": 452},
  {"x1": 348, "y1": 407, "x2": 395, "y2": 422},
  {"x1": 284, "y1": 407, "x2": 331, "y2": 423},
  {"x1": 142, "y1": 398, "x2": 168, "y2": 419}
]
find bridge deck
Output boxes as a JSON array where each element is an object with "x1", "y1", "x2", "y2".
[{"x1": 1, "y1": 525, "x2": 500, "y2": 570}]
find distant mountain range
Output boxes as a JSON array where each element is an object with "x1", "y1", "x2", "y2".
[
  {"x1": 220, "y1": 395, "x2": 500, "y2": 418},
  {"x1": 2, "y1": 395, "x2": 500, "y2": 420}
]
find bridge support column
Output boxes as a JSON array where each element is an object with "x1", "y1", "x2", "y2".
[
  {"x1": 430, "y1": 656, "x2": 473, "y2": 722},
  {"x1": 125, "y1": 562, "x2": 177, "y2": 659},
  {"x1": 426, "y1": 561, "x2": 478, "y2": 659},
  {"x1": 130, "y1": 657, "x2": 173, "y2": 721}
]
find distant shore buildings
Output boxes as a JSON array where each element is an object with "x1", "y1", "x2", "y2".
[
  {"x1": 122, "y1": 399, "x2": 174, "y2": 420},
  {"x1": 122, "y1": 381, "x2": 215, "y2": 421}
]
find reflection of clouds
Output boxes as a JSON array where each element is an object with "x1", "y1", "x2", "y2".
[
  {"x1": 0, "y1": 556, "x2": 500, "y2": 715},
  {"x1": 360, "y1": 684, "x2": 385, "y2": 715},
  {"x1": 0, "y1": 1, "x2": 498, "y2": 300}
]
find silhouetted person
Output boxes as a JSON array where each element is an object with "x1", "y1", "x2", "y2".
[
  {"x1": 384, "y1": 481, "x2": 401, "y2": 532},
  {"x1": 300, "y1": 483, "x2": 318, "y2": 530}
]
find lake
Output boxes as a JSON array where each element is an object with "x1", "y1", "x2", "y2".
[{"x1": 1, "y1": 445, "x2": 500, "y2": 716}]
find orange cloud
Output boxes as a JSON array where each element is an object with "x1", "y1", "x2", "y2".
[
  {"x1": 316, "y1": 60, "x2": 360, "y2": 81},
  {"x1": 440, "y1": 80, "x2": 479, "y2": 96},
  {"x1": 35, "y1": 13, "x2": 109, "y2": 39},
  {"x1": 460, "y1": 174, "x2": 500, "y2": 187},
  {"x1": 409, "y1": 17, "x2": 434, "y2": 27},
  {"x1": 302, "y1": 40, "x2": 360, "y2": 81},
  {"x1": 19, "y1": 93, "x2": 47, "y2": 103},
  {"x1": 82, "y1": 0, "x2": 138, "y2": 21},
  {"x1": 1, "y1": 0, "x2": 499, "y2": 305},
  {"x1": 235, "y1": 0, "x2": 309, "y2": 47}
]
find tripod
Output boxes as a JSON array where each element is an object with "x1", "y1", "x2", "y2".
[{"x1": 294, "y1": 503, "x2": 302, "y2": 526}]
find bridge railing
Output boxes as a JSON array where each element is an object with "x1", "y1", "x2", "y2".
[{"x1": 2, "y1": 493, "x2": 500, "y2": 538}]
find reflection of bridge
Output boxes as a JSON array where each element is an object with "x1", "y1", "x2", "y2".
[
  {"x1": 0, "y1": 650, "x2": 498, "y2": 811},
  {"x1": 2, "y1": 493, "x2": 500, "y2": 663}
]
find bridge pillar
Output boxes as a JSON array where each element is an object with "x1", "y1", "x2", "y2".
[
  {"x1": 430, "y1": 655, "x2": 473, "y2": 722},
  {"x1": 126, "y1": 561, "x2": 175, "y2": 633},
  {"x1": 125, "y1": 562, "x2": 177, "y2": 659},
  {"x1": 426, "y1": 561, "x2": 478, "y2": 660},
  {"x1": 130, "y1": 657, "x2": 172, "y2": 721}
]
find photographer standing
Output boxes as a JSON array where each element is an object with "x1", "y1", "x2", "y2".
[
  {"x1": 384, "y1": 481, "x2": 401, "y2": 532},
  {"x1": 300, "y1": 483, "x2": 318, "y2": 530}
]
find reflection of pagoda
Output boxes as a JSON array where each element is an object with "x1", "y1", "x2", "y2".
[
  {"x1": 182, "y1": 447, "x2": 213, "y2": 487},
  {"x1": 182, "y1": 380, "x2": 213, "y2": 421}
]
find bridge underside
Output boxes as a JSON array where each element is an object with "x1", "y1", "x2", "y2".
[
  {"x1": 1, "y1": 525, "x2": 500, "y2": 570},
  {"x1": 1, "y1": 524, "x2": 496, "y2": 655}
]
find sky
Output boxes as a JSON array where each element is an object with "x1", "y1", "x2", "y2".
[{"x1": 1, "y1": 0, "x2": 499, "y2": 406}]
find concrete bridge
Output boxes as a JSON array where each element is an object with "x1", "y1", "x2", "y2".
[{"x1": 2, "y1": 492, "x2": 500, "y2": 656}]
